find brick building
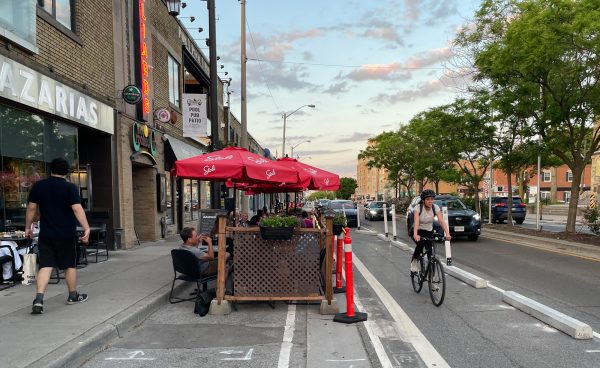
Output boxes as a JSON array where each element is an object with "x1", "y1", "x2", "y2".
[{"x1": 0, "y1": 1, "x2": 116, "y2": 238}]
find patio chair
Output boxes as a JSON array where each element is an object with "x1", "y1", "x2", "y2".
[
  {"x1": 169, "y1": 249, "x2": 217, "y2": 304},
  {"x1": 86, "y1": 229, "x2": 109, "y2": 263}
]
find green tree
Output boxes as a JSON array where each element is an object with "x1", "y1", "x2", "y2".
[
  {"x1": 457, "y1": 0, "x2": 600, "y2": 232},
  {"x1": 336, "y1": 177, "x2": 357, "y2": 200},
  {"x1": 307, "y1": 191, "x2": 335, "y2": 201}
]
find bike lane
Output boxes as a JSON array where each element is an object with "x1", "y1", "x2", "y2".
[{"x1": 350, "y1": 230, "x2": 600, "y2": 368}]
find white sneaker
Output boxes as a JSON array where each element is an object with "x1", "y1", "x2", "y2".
[{"x1": 410, "y1": 259, "x2": 418, "y2": 272}]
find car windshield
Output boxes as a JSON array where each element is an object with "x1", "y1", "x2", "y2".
[
  {"x1": 330, "y1": 201, "x2": 353, "y2": 209},
  {"x1": 434, "y1": 198, "x2": 467, "y2": 210},
  {"x1": 369, "y1": 202, "x2": 385, "y2": 208}
]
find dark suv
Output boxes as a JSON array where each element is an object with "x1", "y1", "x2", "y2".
[
  {"x1": 364, "y1": 201, "x2": 392, "y2": 221},
  {"x1": 490, "y1": 196, "x2": 527, "y2": 224},
  {"x1": 406, "y1": 195, "x2": 482, "y2": 241}
]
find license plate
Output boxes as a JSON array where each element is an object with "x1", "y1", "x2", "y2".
[{"x1": 454, "y1": 226, "x2": 464, "y2": 232}]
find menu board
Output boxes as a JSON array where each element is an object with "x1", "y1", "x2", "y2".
[{"x1": 198, "y1": 209, "x2": 226, "y2": 235}]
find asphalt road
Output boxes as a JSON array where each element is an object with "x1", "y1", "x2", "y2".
[{"x1": 353, "y1": 218, "x2": 600, "y2": 367}]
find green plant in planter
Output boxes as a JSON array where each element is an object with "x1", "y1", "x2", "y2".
[
  {"x1": 332, "y1": 213, "x2": 347, "y2": 226},
  {"x1": 260, "y1": 215, "x2": 298, "y2": 228}
]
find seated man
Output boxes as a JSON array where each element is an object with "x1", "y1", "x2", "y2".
[
  {"x1": 180, "y1": 227, "x2": 230, "y2": 277},
  {"x1": 248, "y1": 210, "x2": 263, "y2": 226},
  {"x1": 237, "y1": 212, "x2": 250, "y2": 227}
]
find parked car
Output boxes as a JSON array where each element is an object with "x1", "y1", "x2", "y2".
[
  {"x1": 406, "y1": 195, "x2": 481, "y2": 241},
  {"x1": 325, "y1": 200, "x2": 358, "y2": 228},
  {"x1": 490, "y1": 196, "x2": 527, "y2": 224},
  {"x1": 364, "y1": 201, "x2": 392, "y2": 221},
  {"x1": 315, "y1": 199, "x2": 331, "y2": 210}
]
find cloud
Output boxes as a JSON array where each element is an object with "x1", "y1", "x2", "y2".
[
  {"x1": 337, "y1": 132, "x2": 374, "y2": 143},
  {"x1": 370, "y1": 68, "x2": 471, "y2": 104},
  {"x1": 323, "y1": 81, "x2": 350, "y2": 95},
  {"x1": 342, "y1": 47, "x2": 452, "y2": 82}
]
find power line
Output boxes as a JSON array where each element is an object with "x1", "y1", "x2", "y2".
[
  {"x1": 245, "y1": 16, "x2": 281, "y2": 114},
  {"x1": 246, "y1": 58, "x2": 451, "y2": 70}
]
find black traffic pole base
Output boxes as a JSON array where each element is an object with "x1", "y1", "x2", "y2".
[
  {"x1": 333, "y1": 311, "x2": 368, "y2": 324},
  {"x1": 333, "y1": 286, "x2": 346, "y2": 294}
]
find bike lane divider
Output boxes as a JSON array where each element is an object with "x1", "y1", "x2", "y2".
[
  {"x1": 351, "y1": 254, "x2": 451, "y2": 368},
  {"x1": 502, "y1": 291, "x2": 593, "y2": 340}
]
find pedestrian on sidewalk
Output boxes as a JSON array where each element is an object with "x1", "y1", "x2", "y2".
[{"x1": 25, "y1": 158, "x2": 91, "y2": 314}]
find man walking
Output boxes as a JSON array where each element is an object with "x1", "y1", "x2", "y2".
[{"x1": 25, "y1": 158, "x2": 91, "y2": 314}]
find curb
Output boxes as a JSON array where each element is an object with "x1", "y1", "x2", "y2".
[
  {"x1": 482, "y1": 228, "x2": 600, "y2": 261},
  {"x1": 445, "y1": 266, "x2": 488, "y2": 288},
  {"x1": 29, "y1": 282, "x2": 181, "y2": 368},
  {"x1": 502, "y1": 291, "x2": 593, "y2": 340}
]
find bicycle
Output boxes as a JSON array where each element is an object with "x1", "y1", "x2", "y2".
[{"x1": 410, "y1": 235, "x2": 446, "y2": 306}]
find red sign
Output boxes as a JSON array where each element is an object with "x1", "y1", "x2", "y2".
[{"x1": 139, "y1": 0, "x2": 150, "y2": 119}]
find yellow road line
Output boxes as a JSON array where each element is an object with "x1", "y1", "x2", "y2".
[{"x1": 481, "y1": 234, "x2": 600, "y2": 263}]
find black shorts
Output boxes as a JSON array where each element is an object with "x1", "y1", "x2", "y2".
[{"x1": 38, "y1": 237, "x2": 77, "y2": 270}]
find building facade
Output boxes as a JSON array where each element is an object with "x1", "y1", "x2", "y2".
[
  {"x1": 0, "y1": 1, "x2": 116, "y2": 235},
  {"x1": 355, "y1": 157, "x2": 391, "y2": 201}
]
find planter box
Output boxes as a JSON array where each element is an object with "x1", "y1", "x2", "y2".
[{"x1": 259, "y1": 226, "x2": 295, "y2": 241}]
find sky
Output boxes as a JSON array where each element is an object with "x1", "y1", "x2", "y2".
[{"x1": 178, "y1": 0, "x2": 482, "y2": 179}]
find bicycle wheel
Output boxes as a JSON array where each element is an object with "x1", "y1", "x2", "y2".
[
  {"x1": 411, "y1": 257, "x2": 424, "y2": 293},
  {"x1": 428, "y1": 257, "x2": 446, "y2": 306}
]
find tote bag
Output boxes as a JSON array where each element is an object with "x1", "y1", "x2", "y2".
[{"x1": 21, "y1": 253, "x2": 37, "y2": 285}]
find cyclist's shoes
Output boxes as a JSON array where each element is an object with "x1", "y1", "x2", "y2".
[
  {"x1": 430, "y1": 284, "x2": 440, "y2": 292},
  {"x1": 410, "y1": 259, "x2": 418, "y2": 272}
]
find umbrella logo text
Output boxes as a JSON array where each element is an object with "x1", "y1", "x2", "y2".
[
  {"x1": 324, "y1": 178, "x2": 330, "y2": 186},
  {"x1": 248, "y1": 156, "x2": 269, "y2": 165},
  {"x1": 204, "y1": 165, "x2": 216, "y2": 175},
  {"x1": 205, "y1": 155, "x2": 233, "y2": 162},
  {"x1": 304, "y1": 168, "x2": 318, "y2": 175},
  {"x1": 266, "y1": 169, "x2": 276, "y2": 179}
]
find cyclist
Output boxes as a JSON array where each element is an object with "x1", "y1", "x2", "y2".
[{"x1": 410, "y1": 189, "x2": 451, "y2": 272}]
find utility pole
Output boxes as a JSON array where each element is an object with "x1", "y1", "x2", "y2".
[
  {"x1": 208, "y1": 0, "x2": 220, "y2": 209},
  {"x1": 240, "y1": 0, "x2": 249, "y2": 214}
]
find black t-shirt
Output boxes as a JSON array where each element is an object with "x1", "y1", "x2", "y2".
[{"x1": 28, "y1": 176, "x2": 81, "y2": 241}]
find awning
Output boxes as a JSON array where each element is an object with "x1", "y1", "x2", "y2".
[{"x1": 164, "y1": 134, "x2": 206, "y2": 170}]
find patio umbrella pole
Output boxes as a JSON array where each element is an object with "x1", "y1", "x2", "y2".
[{"x1": 233, "y1": 183, "x2": 237, "y2": 225}]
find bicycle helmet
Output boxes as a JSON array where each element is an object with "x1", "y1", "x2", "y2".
[{"x1": 420, "y1": 189, "x2": 436, "y2": 200}]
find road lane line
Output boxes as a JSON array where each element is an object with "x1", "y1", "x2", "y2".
[
  {"x1": 277, "y1": 304, "x2": 296, "y2": 368},
  {"x1": 487, "y1": 283, "x2": 506, "y2": 293},
  {"x1": 353, "y1": 255, "x2": 451, "y2": 368},
  {"x1": 481, "y1": 234, "x2": 600, "y2": 263},
  {"x1": 351, "y1": 283, "x2": 394, "y2": 368}
]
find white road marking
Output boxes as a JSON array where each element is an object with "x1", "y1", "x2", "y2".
[
  {"x1": 586, "y1": 350, "x2": 600, "y2": 353},
  {"x1": 105, "y1": 350, "x2": 154, "y2": 361},
  {"x1": 351, "y1": 284, "x2": 394, "y2": 368},
  {"x1": 353, "y1": 255, "x2": 451, "y2": 368},
  {"x1": 277, "y1": 304, "x2": 296, "y2": 368},
  {"x1": 594, "y1": 331, "x2": 600, "y2": 339},
  {"x1": 220, "y1": 350, "x2": 245, "y2": 355},
  {"x1": 487, "y1": 283, "x2": 506, "y2": 293},
  {"x1": 222, "y1": 348, "x2": 254, "y2": 361}
]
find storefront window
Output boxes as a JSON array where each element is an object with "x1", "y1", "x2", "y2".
[
  {"x1": 191, "y1": 180, "x2": 198, "y2": 220},
  {"x1": 165, "y1": 174, "x2": 173, "y2": 224},
  {"x1": 0, "y1": 105, "x2": 78, "y2": 231},
  {"x1": 201, "y1": 181, "x2": 210, "y2": 209},
  {"x1": 183, "y1": 179, "x2": 192, "y2": 222},
  {"x1": 0, "y1": 1, "x2": 36, "y2": 52}
]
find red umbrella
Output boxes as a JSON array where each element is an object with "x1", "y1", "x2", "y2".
[
  {"x1": 277, "y1": 157, "x2": 340, "y2": 190},
  {"x1": 172, "y1": 146, "x2": 299, "y2": 184}
]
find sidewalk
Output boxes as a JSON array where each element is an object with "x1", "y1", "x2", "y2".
[{"x1": 0, "y1": 237, "x2": 370, "y2": 368}]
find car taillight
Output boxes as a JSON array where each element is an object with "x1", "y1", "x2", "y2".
[
  {"x1": 519, "y1": 203, "x2": 526, "y2": 207},
  {"x1": 494, "y1": 203, "x2": 506, "y2": 207}
]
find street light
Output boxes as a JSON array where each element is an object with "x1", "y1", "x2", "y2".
[
  {"x1": 166, "y1": 0, "x2": 181, "y2": 15},
  {"x1": 290, "y1": 140, "x2": 311, "y2": 157},
  {"x1": 282, "y1": 104, "x2": 315, "y2": 157}
]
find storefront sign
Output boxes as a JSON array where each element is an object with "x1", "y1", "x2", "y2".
[
  {"x1": 133, "y1": 0, "x2": 151, "y2": 122},
  {"x1": 132, "y1": 121, "x2": 156, "y2": 157},
  {"x1": 0, "y1": 55, "x2": 114, "y2": 134},
  {"x1": 122, "y1": 85, "x2": 142, "y2": 104},
  {"x1": 182, "y1": 93, "x2": 207, "y2": 137},
  {"x1": 154, "y1": 108, "x2": 171, "y2": 123}
]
